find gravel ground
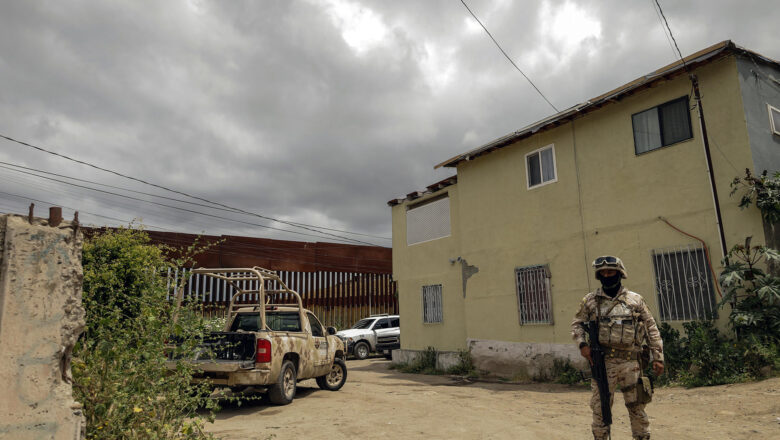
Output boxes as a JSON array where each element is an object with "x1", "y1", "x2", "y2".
[{"x1": 204, "y1": 357, "x2": 780, "y2": 440}]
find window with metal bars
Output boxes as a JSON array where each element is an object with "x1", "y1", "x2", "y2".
[
  {"x1": 652, "y1": 245, "x2": 717, "y2": 321},
  {"x1": 422, "y1": 284, "x2": 443, "y2": 323},
  {"x1": 515, "y1": 265, "x2": 553, "y2": 324}
]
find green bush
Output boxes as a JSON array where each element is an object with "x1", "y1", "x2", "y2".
[
  {"x1": 551, "y1": 358, "x2": 587, "y2": 385},
  {"x1": 655, "y1": 320, "x2": 779, "y2": 387},
  {"x1": 74, "y1": 228, "x2": 218, "y2": 439},
  {"x1": 390, "y1": 346, "x2": 440, "y2": 374},
  {"x1": 446, "y1": 349, "x2": 478, "y2": 377}
]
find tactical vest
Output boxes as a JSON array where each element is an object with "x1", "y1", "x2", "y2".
[{"x1": 596, "y1": 295, "x2": 640, "y2": 350}]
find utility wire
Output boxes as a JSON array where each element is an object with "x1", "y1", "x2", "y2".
[
  {"x1": 0, "y1": 165, "x2": 377, "y2": 245},
  {"x1": 0, "y1": 132, "x2": 379, "y2": 245},
  {"x1": 649, "y1": 0, "x2": 678, "y2": 60},
  {"x1": 653, "y1": 0, "x2": 687, "y2": 72},
  {"x1": 0, "y1": 189, "x2": 173, "y2": 231},
  {"x1": 459, "y1": 0, "x2": 559, "y2": 113},
  {"x1": 0, "y1": 159, "x2": 390, "y2": 241}
]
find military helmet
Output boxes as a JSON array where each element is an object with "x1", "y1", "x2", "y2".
[{"x1": 592, "y1": 255, "x2": 628, "y2": 279}]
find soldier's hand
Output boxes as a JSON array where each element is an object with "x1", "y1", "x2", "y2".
[
  {"x1": 653, "y1": 361, "x2": 664, "y2": 376},
  {"x1": 580, "y1": 345, "x2": 593, "y2": 366}
]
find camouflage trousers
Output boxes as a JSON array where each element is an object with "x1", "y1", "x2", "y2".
[{"x1": 590, "y1": 357, "x2": 650, "y2": 440}]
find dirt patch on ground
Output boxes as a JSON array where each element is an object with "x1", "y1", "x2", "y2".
[{"x1": 205, "y1": 358, "x2": 780, "y2": 439}]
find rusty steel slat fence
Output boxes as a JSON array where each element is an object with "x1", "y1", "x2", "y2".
[{"x1": 167, "y1": 268, "x2": 397, "y2": 329}]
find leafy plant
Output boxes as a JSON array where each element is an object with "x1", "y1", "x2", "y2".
[
  {"x1": 390, "y1": 346, "x2": 440, "y2": 374},
  {"x1": 446, "y1": 349, "x2": 478, "y2": 377},
  {"x1": 551, "y1": 358, "x2": 586, "y2": 386},
  {"x1": 731, "y1": 169, "x2": 780, "y2": 224},
  {"x1": 719, "y1": 237, "x2": 780, "y2": 342},
  {"x1": 74, "y1": 228, "x2": 218, "y2": 439}
]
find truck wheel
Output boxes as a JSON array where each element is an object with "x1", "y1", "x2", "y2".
[
  {"x1": 354, "y1": 341, "x2": 370, "y2": 360},
  {"x1": 316, "y1": 358, "x2": 347, "y2": 391},
  {"x1": 268, "y1": 360, "x2": 297, "y2": 405}
]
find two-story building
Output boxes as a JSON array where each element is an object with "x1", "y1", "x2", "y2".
[{"x1": 388, "y1": 41, "x2": 780, "y2": 379}]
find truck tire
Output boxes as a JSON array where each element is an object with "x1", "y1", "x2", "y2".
[
  {"x1": 354, "y1": 341, "x2": 370, "y2": 360},
  {"x1": 268, "y1": 360, "x2": 297, "y2": 405},
  {"x1": 316, "y1": 358, "x2": 347, "y2": 391}
]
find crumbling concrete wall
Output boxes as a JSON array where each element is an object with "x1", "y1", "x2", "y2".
[
  {"x1": 0, "y1": 214, "x2": 85, "y2": 440},
  {"x1": 468, "y1": 339, "x2": 586, "y2": 381}
]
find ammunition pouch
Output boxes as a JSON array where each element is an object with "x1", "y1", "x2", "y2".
[
  {"x1": 635, "y1": 376, "x2": 653, "y2": 404},
  {"x1": 597, "y1": 316, "x2": 636, "y2": 350}
]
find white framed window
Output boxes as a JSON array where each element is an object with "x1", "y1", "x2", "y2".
[
  {"x1": 632, "y1": 96, "x2": 693, "y2": 154},
  {"x1": 768, "y1": 103, "x2": 780, "y2": 136},
  {"x1": 515, "y1": 264, "x2": 553, "y2": 324},
  {"x1": 422, "y1": 284, "x2": 443, "y2": 323},
  {"x1": 525, "y1": 144, "x2": 557, "y2": 189},
  {"x1": 652, "y1": 245, "x2": 717, "y2": 321},
  {"x1": 406, "y1": 195, "x2": 451, "y2": 245}
]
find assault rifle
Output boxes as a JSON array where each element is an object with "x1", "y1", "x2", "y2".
[{"x1": 581, "y1": 321, "x2": 612, "y2": 427}]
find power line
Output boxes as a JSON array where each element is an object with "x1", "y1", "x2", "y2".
[
  {"x1": 0, "y1": 166, "x2": 377, "y2": 245},
  {"x1": 649, "y1": 0, "x2": 678, "y2": 60},
  {"x1": 459, "y1": 0, "x2": 559, "y2": 113},
  {"x1": 0, "y1": 159, "x2": 390, "y2": 241},
  {"x1": 0, "y1": 189, "x2": 174, "y2": 231},
  {"x1": 0, "y1": 132, "x2": 380, "y2": 245},
  {"x1": 653, "y1": 0, "x2": 687, "y2": 71}
]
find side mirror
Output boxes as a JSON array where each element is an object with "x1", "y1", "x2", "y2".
[{"x1": 326, "y1": 326, "x2": 337, "y2": 335}]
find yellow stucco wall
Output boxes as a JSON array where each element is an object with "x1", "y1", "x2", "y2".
[
  {"x1": 392, "y1": 186, "x2": 467, "y2": 351},
  {"x1": 392, "y1": 54, "x2": 765, "y2": 351}
]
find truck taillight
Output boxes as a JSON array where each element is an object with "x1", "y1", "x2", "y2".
[{"x1": 256, "y1": 339, "x2": 271, "y2": 363}]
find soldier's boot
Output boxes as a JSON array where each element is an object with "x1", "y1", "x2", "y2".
[
  {"x1": 592, "y1": 429, "x2": 610, "y2": 440},
  {"x1": 632, "y1": 435, "x2": 650, "y2": 440}
]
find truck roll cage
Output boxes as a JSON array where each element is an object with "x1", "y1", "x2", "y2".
[{"x1": 189, "y1": 267, "x2": 304, "y2": 332}]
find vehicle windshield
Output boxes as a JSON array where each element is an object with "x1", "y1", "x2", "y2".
[{"x1": 351, "y1": 319, "x2": 374, "y2": 330}]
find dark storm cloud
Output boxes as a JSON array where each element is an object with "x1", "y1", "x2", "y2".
[{"x1": 0, "y1": 0, "x2": 777, "y2": 244}]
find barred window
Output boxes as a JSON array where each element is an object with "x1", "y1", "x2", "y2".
[
  {"x1": 652, "y1": 245, "x2": 717, "y2": 321},
  {"x1": 515, "y1": 265, "x2": 553, "y2": 324},
  {"x1": 406, "y1": 195, "x2": 451, "y2": 245},
  {"x1": 422, "y1": 284, "x2": 443, "y2": 323}
]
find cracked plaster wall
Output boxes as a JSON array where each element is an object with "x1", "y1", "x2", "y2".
[{"x1": 0, "y1": 214, "x2": 85, "y2": 440}]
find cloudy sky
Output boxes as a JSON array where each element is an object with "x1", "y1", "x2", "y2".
[{"x1": 0, "y1": 0, "x2": 777, "y2": 246}]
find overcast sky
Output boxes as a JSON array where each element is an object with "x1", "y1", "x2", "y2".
[{"x1": 0, "y1": 0, "x2": 777, "y2": 246}]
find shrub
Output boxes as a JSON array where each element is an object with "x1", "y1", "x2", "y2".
[
  {"x1": 446, "y1": 349, "x2": 478, "y2": 377},
  {"x1": 391, "y1": 346, "x2": 440, "y2": 374},
  {"x1": 74, "y1": 228, "x2": 218, "y2": 439},
  {"x1": 551, "y1": 358, "x2": 586, "y2": 385}
]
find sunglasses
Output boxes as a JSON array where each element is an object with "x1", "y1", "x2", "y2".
[{"x1": 593, "y1": 256, "x2": 618, "y2": 267}]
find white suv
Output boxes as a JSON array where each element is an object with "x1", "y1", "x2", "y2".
[{"x1": 336, "y1": 314, "x2": 400, "y2": 360}]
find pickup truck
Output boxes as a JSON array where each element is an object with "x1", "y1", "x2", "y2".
[
  {"x1": 336, "y1": 314, "x2": 400, "y2": 360},
  {"x1": 167, "y1": 267, "x2": 347, "y2": 405}
]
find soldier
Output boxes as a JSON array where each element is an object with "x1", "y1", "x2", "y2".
[{"x1": 571, "y1": 256, "x2": 664, "y2": 440}]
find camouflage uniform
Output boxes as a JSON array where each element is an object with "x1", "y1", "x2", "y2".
[{"x1": 571, "y1": 287, "x2": 664, "y2": 440}]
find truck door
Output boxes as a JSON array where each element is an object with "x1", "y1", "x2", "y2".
[{"x1": 306, "y1": 312, "x2": 331, "y2": 377}]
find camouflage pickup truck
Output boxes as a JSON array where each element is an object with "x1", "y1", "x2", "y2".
[{"x1": 168, "y1": 267, "x2": 347, "y2": 405}]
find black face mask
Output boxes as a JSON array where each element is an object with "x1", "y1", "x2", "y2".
[{"x1": 599, "y1": 273, "x2": 622, "y2": 296}]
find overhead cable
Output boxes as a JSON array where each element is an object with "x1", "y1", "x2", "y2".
[
  {"x1": 0, "y1": 132, "x2": 380, "y2": 245},
  {"x1": 459, "y1": 0, "x2": 559, "y2": 113},
  {"x1": 0, "y1": 159, "x2": 390, "y2": 241}
]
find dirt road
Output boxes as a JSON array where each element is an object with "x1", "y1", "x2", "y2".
[{"x1": 205, "y1": 358, "x2": 780, "y2": 439}]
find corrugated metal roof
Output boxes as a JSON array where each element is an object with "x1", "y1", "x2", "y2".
[
  {"x1": 434, "y1": 40, "x2": 779, "y2": 169},
  {"x1": 387, "y1": 175, "x2": 457, "y2": 206}
]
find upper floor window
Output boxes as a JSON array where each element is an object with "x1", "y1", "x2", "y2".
[
  {"x1": 406, "y1": 194, "x2": 451, "y2": 245},
  {"x1": 526, "y1": 144, "x2": 557, "y2": 189},
  {"x1": 632, "y1": 96, "x2": 693, "y2": 154}
]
